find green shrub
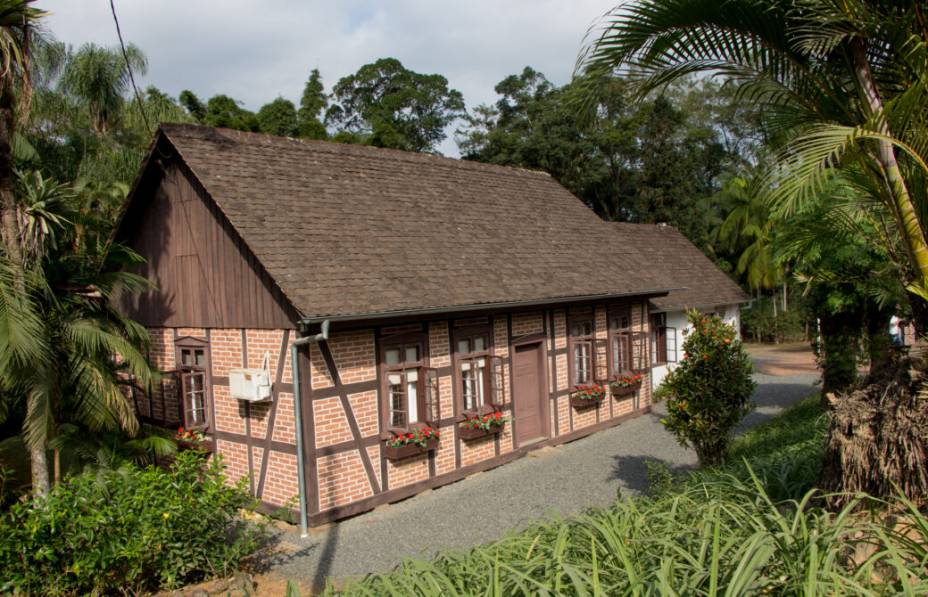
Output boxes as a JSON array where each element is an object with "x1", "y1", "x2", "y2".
[
  {"x1": 0, "y1": 451, "x2": 264, "y2": 595},
  {"x1": 662, "y1": 311, "x2": 756, "y2": 465}
]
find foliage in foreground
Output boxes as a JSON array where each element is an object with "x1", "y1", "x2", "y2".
[
  {"x1": 327, "y1": 479, "x2": 928, "y2": 595},
  {"x1": 323, "y1": 398, "x2": 928, "y2": 595},
  {"x1": 661, "y1": 311, "x2": 756, "y2": 465},
  {"x1": 0, "y1": 452, "x2": 264, "y2": 595}
]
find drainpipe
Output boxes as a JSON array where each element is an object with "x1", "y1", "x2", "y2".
[{"x1": 290, "y1": 319, "x2": 329, "y2": 538}]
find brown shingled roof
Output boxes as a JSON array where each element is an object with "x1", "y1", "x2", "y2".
[
  {"x1": 610, "y1": 222, "x2": 749, "y2": 312},
  {"x1": 151, "y1": 124, "x2": 671, "y2": 320}
]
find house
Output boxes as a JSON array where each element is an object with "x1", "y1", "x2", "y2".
[
  {"x1": 610, "y1": 223, "x2": 751, "y2": 389},
  {"x1": 115, "y1": 124, "x2": 676, "y2": 530}
]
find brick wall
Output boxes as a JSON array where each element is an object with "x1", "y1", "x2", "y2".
[
  {"x1": 144, "y1": 326, "x2": 299, "y2": 510},
  {"x1": 142, "y1": 299, "x2": 654, "y2": 524}
]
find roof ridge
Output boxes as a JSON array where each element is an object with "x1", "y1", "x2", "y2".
[{"x1": 158, "y1": 122, "x2": 553, "y2": 180}]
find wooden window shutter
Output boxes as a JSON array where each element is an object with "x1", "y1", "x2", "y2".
[
  {"x1": 489, "y1": 355, "x2": 507, "y2": 407},
  {"x1": 594, "y1": 338, "x2": 608, "y2": 382},
  {"x1": 632, "y1": 332, "x2": 649, "y2": 371},
  {"x1": 424, "y1": 367, "x2": 440, "y2": 425}
]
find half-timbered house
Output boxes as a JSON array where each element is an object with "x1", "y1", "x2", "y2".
[{"x1": 115, "y1": 124, "x2": 677, "y2": 531}]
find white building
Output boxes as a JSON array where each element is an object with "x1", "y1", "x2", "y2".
[{"x1": 612, "y1": 223, "x2": 750, "y2": 390}]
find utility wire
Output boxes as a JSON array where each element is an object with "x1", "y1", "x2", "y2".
[{"x1": 109, "y1": 0, "x2": 151, "y2": 135}]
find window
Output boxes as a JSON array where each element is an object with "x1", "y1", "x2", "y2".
[
  {"x1": 175, "y1": 338, "x2": 211, "y2": 429},
  {"x1": 569, "y1": 318, "x2": 595, "y2": 386},
  {"x1": 454, "y1": 327, "x2": 492, "y2": 411},
  {"x1": 609, "y1": 306, "x2": 633, "y2": 374},
  {"x1": 650, "y1": 313, "x2": 677, "y2": 365},
  {"x1": 381, "y1": 334, "x2": 428, "y2": 429}
]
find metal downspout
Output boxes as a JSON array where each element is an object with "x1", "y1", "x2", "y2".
[{"x1": 290, "y1": 319, "x2": 329, "y2": 538}]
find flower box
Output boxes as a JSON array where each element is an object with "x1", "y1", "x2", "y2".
[
  {"x1": 383, "y1": 426, "x2": 440, "y2": 461},
  {"x1": 570, "y1": 384, "x2": 607, "y2": 409},
  {"x1": 459, "y1": 424, "x2": 504, "y2": 441},
  {"x1": 611, "y1": 380, "x2": 642, "y2": 397},
  {"x1": 570, "y1": 394, "x2": 604, "y2": 409},
  {"x1": 175, "y1": 427, "x2": 214, "y2": 454},
  {"x1": 458, "y1": 410, "x2": 508, "y2": 441},
  {"x1": 610, "y1": 373, "x2": 644, "y2": 398},
  {"x1": 177, "y1": 438, "x2": 215, "y2": 453},
  {"x1": 384, "y1": 436, "x2": 439, "y2": 461}
]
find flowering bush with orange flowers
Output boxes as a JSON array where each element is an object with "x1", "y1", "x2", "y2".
[
  {"x1": 386, "y1": 426, "x2": 440, "y2": 448},
  {"x1": 662, "y1": 310, "x2": 755, "y2": 466},
  {"x1": 460, "y1": 410, "x2": 508, "y2": 431},
  {"x1": 571, "y1": 383, "x2": 607, "y2": 402}
]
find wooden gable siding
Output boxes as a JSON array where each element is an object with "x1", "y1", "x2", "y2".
[{"x1": 118, "y1": 160, "x2": 297, "y2": 329}]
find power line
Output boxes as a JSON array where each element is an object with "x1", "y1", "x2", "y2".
[{"x1": 109, "y1": 0, "x2": 151, "y2": 135}]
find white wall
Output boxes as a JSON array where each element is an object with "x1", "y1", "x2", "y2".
[{"x1": 650, "y1": 304, "x2": 742, "y2": 390}]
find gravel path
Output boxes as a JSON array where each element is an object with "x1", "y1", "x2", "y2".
[{"x1": 265, "y1": 370, "x2": 818, "y2": 590}]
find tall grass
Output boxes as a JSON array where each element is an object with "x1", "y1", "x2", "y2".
[{"x1": 321, "y1": 398, "x2": 928, "y2": 595}]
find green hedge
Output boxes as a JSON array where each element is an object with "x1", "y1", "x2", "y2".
[{"x1": 0, "y1": 452, "x2": 264, "y2": 595}]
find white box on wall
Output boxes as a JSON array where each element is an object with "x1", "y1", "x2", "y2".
[{"x1": 229, "y1": 368, "x2": 272, "y2": 402}]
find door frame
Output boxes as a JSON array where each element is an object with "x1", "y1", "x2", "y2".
[{"x1": 510, "y1": 333, "x2": 551, "y2": 447}]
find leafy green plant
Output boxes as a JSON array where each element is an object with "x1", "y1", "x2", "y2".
[
  {"x1": 317, "y1": 397, "x2": 928, "y2": 596},
  {"x1": 324, "y1": 473, "x2": 928, "y2": 596},
  {"x1": 661, "y1": 311, "x2": 756, "y2": 466},
  {"x1": 0, "y1": 451, "x2": 265, "y2": 595}
]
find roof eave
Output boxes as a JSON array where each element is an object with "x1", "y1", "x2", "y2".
[
  {"x1": 299, "y1": 288, "x2": 678, "y2": 328},
  {"x1": 650, "y1": 296, "x2": 752, "y2": 314}
]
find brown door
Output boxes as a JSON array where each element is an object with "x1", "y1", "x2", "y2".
[{"x1": 512, "y1": 342, "x2": 546, "y2": 446}]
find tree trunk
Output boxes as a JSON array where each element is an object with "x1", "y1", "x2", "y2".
[
  {"x1": 0, "y1": 80, "x2": 48, "y2": 497},
  {"x1": 819, "y1": 309, "x2": 860, "y2": 398},
  {"x1": 0, "y1": 91, "x2": 19, "y2": 265},
  {"x1": 772, "y1": 289, "x2": 779, "y2": 344},
  {"x1": 851, "y1": 39, "x2": 928, "y2": 313},
  {"x1": 866, "y1": 300, "x2": 892, "y2": 375},
  {"x1": 907, "y1": 292, "x2": 928, "y2": 339}
]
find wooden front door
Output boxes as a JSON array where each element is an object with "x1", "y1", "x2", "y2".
[{"x1": 512, "y1": 341, "x2": 546, "y2": 446}]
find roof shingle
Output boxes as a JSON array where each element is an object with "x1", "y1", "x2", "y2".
[
  {"x1": 610, "y1": 222, "x2": 749, "y2": 312},
  {"x1": 156, "y1": 124, "x2": 673, "y2": 319}
]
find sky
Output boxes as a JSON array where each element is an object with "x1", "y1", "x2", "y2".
[{"x1": 43, "y1": 1, "x2": 618, "y2": 156}]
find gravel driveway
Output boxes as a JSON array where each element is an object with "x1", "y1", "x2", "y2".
[{"x1": 265, "y1": 367, "x2": 818, "y2": 590}]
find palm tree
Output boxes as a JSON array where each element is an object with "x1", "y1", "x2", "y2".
[
  {"x1": 0, "y1": 0, "x2": 48, "y2": 495},
  {"x1": 578, "y1": 0, "x2": 928, "y2": 331},
  {"x1": 0, "y1": 171, "x2": 155, "y2": 497},
  {"x1": 60, "y1": 42, "x2": 147, "y2": 136},
  {"x1": 717, "y1": 177, "x2": 781, "y2": 296}
]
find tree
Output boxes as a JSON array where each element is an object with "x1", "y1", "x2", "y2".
[
  {"x1": 202, "y1": 94, "x2": 257, "y2": 132},
  {"x1": 60, "y1": 42, "x2": 147, "y2": 135},
  {"x1": 0, "y1": 172, "x2": 154, "y2": 497},
  {"x1": 661, "y1": 311, "x2": 756, "y2": 466},
  {"x1": 297, "y1": 68, "x2": 327, "y2": 139},
  {"x1": 717, "y1": 177, "x2": 781, "y2": 295},
  {"x1": 774, "y1": 176, "x2": 903, "y2": 393},
  {"x1": 256, "y1": 97, "x2": 298, "y2": 137},
  {"x1": 458, "y1": 68, "x2": 740, "y2": 253},
  {"x1": 578, "y1": 0, "x2": 928, "y2": 333},
  {"x1": 0, "y1": 0, "x2": 48, "y2": 496},
  {"x1": 326, "y1": 58, "x2": 465, "y2": 152},
  {"x1": 178, "y1": 90, "x2": 205, "y2": 123}
]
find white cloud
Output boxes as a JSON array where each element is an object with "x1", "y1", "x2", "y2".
[{"x1": 43, "y1": 0, "x2": 617, "y2": 155}]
